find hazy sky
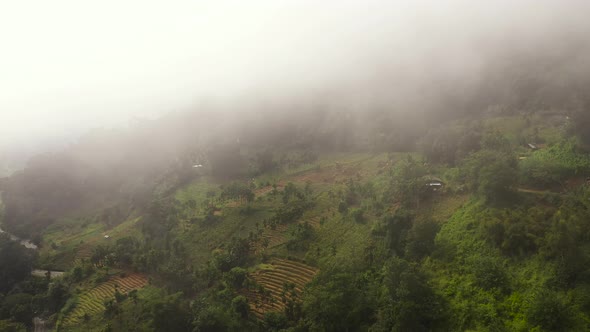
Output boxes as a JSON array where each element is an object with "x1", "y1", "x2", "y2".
[{"x1": 1, "y1": 0, "x2": 589, "y2": 146}]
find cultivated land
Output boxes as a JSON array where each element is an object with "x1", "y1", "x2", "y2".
[
  {"x1": 12, "y1": 112, "x2": 590, "y2": 331},
  {"x1": 243, "y1": 258, "x2": 318, "y2": 319},
  {"x1": 60, "y1": 273, "x2": 148, "y2": 328}
]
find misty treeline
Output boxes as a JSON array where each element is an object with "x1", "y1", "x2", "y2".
[
  {"x1": 0, "y1": 46, "x2": 589, "y2": 332},
  {"x1": 2, "y1": 41, "x2": 590, "y2": 239}
]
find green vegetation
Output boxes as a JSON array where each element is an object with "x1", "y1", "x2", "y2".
[
  {"x1": 2, "y1": 106, "x2": 590, "y2": 331},
  {"x1": 519, "y1": 138, "x2": 590, "y2": 187}
]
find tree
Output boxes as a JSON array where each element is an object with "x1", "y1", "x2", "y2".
[
  {"x1": 570, "y1": 107, "x2": 590, "y2": 145},
  {"x1": 104, "y1": 299, "x2": 120, "y2": 318},
  {"x1": 231, "y1": 296, "x2": 249, "y2": 319},
  {"x1": 471, "y1": 256, "x2": 508, "y2": 292},
  {"x1": 252, "y1": 150, "x2": 276, "y2": 174},
  {"x1": 405, "y1": 220, "x2": 440, "y2": 261},
  {"x1": 152, "y1": 294, "x2": 192, "y2": 332},
  {"x1": 225, "y1": 267, "x2": 247, "y2": 289},
  {"x1": 263, "y1": 312, "x2": 288, "y2": 331},
  {"x1": 0, "y1": 234, "x2": 34, "y2": 293},
  {"x1": 282, "y1": 182, "x2": 299, "y2": 203},
  {"x1": 303, "y1": 271, "x2": 378, "y2": 331},
  {"x1": 0, "y1": 319, "x2": 26, "y2": 332},
  {"x1": 385, "y1": 209, "x2": 413, "y2": 257},
  {"x1": 481, "y1": 130, "x2": 511, "y2": 152},
  {"x1": 421, "y1": 124, "x2": 482, "y2": 165},
  {"x1": 373, "y1": 258, "x2": 446, "y2": 332},
  {"x1": 47, "y1": 281, "x2": 69, "y2": 312},
  {"x1": 526, "y1": 290, "x2": 578, "y2": 331},
  {"x1": 389, "y1": 155, "x2": 428, "y2": 207},
  {"x1": 214, "y1": 238, "x2": 250, "y2": 272},
  {"x1": 351, "y1": 208, "x2": 365, "y2": 223},
  {"x1": 2, "y1": 293, "x2": 34, "y2": 325},
  {"x1": 463, "y1": 150, "x2": 517, "y2": 204},
  {"x1": 519, "y1": 139, "x2": 590, "y2": 188},
  {"x1": 220, "y1": 182, "x2": 254, "y2": 204},
  {"x1": 186, "y1": 199, "x2": 197, "y2": 210}
]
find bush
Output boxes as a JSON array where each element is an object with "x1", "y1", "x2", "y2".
[
  {"x1": 351, "y1": 208, "x2": 365, "y2": 223},
  {"x1": 471, "y1": 256, "x2": 509, "y2": 292},
  {"x1": 263, "y1": 312, "x2": 288, "y2": 331},
  {"x1": 462, "y1": 150, "x2": 518, "y2": 204},
  {"x1": 519, "y1": 139, "x2": 590, "y2": 187},
  {"x1": 405, "y1": 220, "x2": 440, "y2": 260},
  {"x1": 526, "y1": 290, "x2": 578, "y2": 331},
  {"x1": 231, "y1": 296, "x2": 249, "y2": 319},
  {"x1": 225, "y1": 267, "x2": 247, "y2": 289}
]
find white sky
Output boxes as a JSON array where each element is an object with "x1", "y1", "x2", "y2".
[{"x1": 1, "y1": 0, "x2": 588, "y2": 146}]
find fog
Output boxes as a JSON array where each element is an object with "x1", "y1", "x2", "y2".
[{"x1": 1, "y1": 0, "x2": 590, "y2": 149}]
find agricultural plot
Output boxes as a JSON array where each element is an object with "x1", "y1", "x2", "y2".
[
  {"x1": 252, "y1": 223, "x2": 290, "y2": 254},
  {"x1": 61, "y1": 273, "x2": 148, "y2": 327},
  {"x1": 39, "y1": 217, "x2": 141, "y2": 270},
  {"x1": 252, "y1": 206, "x2": 335, "y2": 254},
  {"x1": 72, "y1": 218, "x2": 142, "y2": 265},
  {"x1": 225, "y1": 184, "x2": 284, "y2": 208},
  {"x1": 243, "y1": 258, "x2": 318, "y2": 319}
]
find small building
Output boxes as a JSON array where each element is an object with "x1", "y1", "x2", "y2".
[
  {"x1": 193, "y1": 164, "x2": 203, "y2": 168},
  {"x1": 527, "y1": 143, "x2": 538, "y2": 150},
  {"x1": 424, "y1": 176, "x2": 444, "y2": 192},
  {"x1": 427, "y1": 181, "x2": 443, "y2": 188},
  {"x1": 104, "y1": 235, "x2": 110, "y2": 239}
]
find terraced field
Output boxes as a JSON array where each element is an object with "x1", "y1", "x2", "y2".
[
  {"x1": 61, "y1": 273, "x2": 148, "y2": 327},
  {"x1": 252, "y1": 223, "x2": 290, "y2": 253},
  {"x1": 74, "y1": 246, "x2": 94, "y2": 264},
  {"x1": 252, "y1": 209, "x2": 334, "y2": 254},
  {"x1": 305, "y1": 215, "x2": 322, "y2": 228},
  {"x1": 243, "y1": 258, "x2": 318, "y2": 319}
]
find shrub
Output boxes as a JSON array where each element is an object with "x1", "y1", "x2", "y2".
[
  {"x1": 519, "y1": 139, "x2": 590, "y2": 187},
  {"x1": 526, "y1": 290, "x2": 578, "y2": 331}
]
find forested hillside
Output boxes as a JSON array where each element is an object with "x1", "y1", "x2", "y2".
[{"x1": 2, "y1": 41, "x2": 590, "y2": 332}]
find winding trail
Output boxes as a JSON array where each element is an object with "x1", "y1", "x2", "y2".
[{"x1": 517, "y1": 187, "x2": 564, "y2": 196}]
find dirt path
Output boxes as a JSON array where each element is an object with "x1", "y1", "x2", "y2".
[
  {"x1": 31, "y1": 269, "x2": 65, "y2": 279},
  {"x1": 517, "y1": 188, "x2": 563, "y2": 195},
  {"x1": 33, "y1": 317, "x2": 47, "y2": 332}
]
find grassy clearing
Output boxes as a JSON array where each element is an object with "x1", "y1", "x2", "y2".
[
  {"x1": 175, "y1": 177, "x2": 221, "y2": 205},
  {"x1": 415, "y1": 194, "x2": 470, "y2": 224}
]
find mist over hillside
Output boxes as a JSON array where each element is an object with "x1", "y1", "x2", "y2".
[
  {"x1": 2, "y1": 0, "x2": 590, "y2": 146},
  {"x1": 2, "y1": 24, "x2": 590, "y2": 237},
  {"x1": 2, "y1": 1, "x2": 590, "y2": 331}
]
